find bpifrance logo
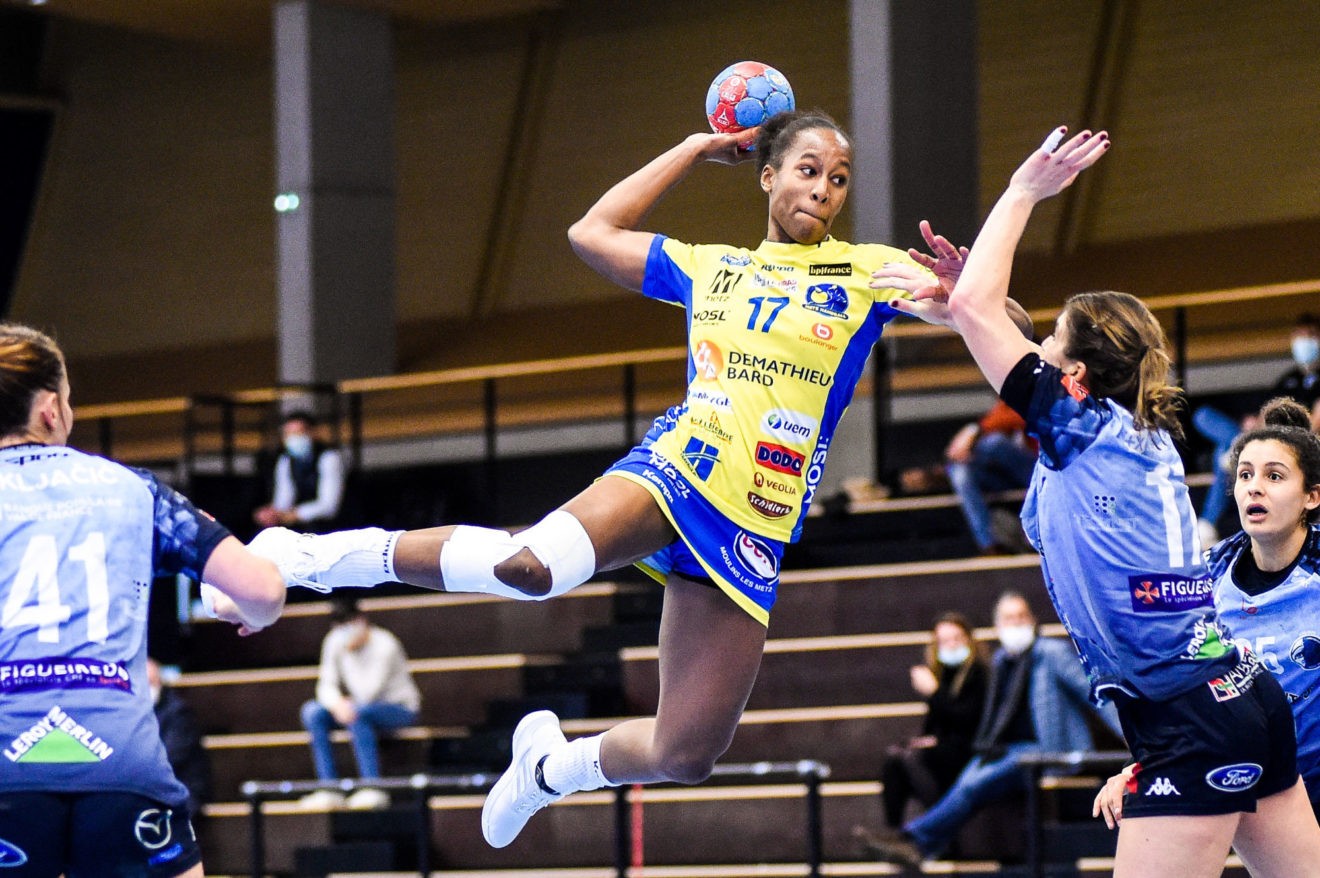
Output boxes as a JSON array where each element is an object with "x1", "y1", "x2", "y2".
[{"x1": 1127, "y1": 574, "x2": 1213, "y2": 612}]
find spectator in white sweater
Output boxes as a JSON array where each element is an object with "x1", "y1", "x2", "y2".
[{"x1": 298, "y1": 597, "x2": 420, "y2": 810}]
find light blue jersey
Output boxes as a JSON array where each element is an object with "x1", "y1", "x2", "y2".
[
  {"x1": 0, "y1": 445, "x2": 229, "y2": 805},
  {"x1": 1210, "y1": 527, "x2": 1320, "y2": 797},
  {"x1": 1005, "y1": 354, "x2": 1239, "y2": 702}
]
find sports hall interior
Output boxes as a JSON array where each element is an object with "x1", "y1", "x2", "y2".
[{"x1": 2, "y1": 1, "x2": 1317, "y2": 875}]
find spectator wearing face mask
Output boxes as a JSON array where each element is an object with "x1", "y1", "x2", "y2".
[
  {"x1": 873, "y1": 613, "x2": 988, "y2": 830},
  {"x1": 254, "y1": 410, "x2": 345, "y2": 534},
  {"x1": 297, "y1": 598, "x2": 421, "y2": 811},
  {"x1": 1192, "y1": 314, "x2": 1320, "y2": 545},
  {"x1": 864, "y1": 591, "x2": 1122, "y2": 868}
]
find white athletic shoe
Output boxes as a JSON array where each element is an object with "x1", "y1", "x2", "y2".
[
  {"x1": 247, "y1": 526, "x2": 390, "y2": 592},
  {"x1": 481, "y1": 710, "x2": 568, "y2": 848},
  {"x1": 297, "y1": 789, "x2": 346, "y2": 810},
  {"x1": 345, "y1": 787, "x2": 390, "y2": 810}
]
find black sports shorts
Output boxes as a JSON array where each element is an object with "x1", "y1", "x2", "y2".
[
  {"x1": 0, "y1": 791, "x2": 202, "y2": 878},
  {"x1": 1117, "y1": 663, "x2": 1298, "y2": 818}
]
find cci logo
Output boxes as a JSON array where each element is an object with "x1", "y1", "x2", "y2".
[
  {"x1": 1204, "y1": 763, "x2": 1262, "y2": 793},
  {"x1": 693, "y1": 341, "x2": 723, "y2": 380},
  {"x1": 733, "y1": 531, "x2": 779, "y2": 580},
  {"x1": 803, "y1": 283, "x2": 850, "y2": 319},
  {"x1": 134, "y1": 809, "x2": 173, "y2": 851}
]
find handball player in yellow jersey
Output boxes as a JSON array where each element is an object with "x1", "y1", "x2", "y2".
[{"x1": 250, "y1": 111, "x2": 974, "y2": 847}]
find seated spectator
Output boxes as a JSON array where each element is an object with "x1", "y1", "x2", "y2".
[
  {"x1": 865, "y1": 591, "x2": 1122, "y2": 868},
  {"x1": 1193, "y1": 313, "x2": 1320, "y2": 544},
  {"x1": 254, "y1": 410, "x2": 345, "y2": 533},
  {"x1": 945, "y1": 400, "x2": 1037, "y2": 555},
  {"x1": 878, "y1": 613, "x2": 987, "y2": 829},
  {"x1": 298, "y1": 597, "x2": 421, "y2": 810},
  {"x1": 146, "y1": 656, "x2": 212, "y2": 818}
]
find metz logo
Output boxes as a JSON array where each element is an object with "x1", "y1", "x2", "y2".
[{"x1": 1128, "y1": 574, "x2": 1213, "y2": 612}]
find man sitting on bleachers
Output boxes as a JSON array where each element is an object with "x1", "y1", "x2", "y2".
[
  {"x1": 297, "y1": 597, "x2": 420, "y2": 810},
  {"x1": 866, "y1": 590, "x2": 1122, "y2": 867}
]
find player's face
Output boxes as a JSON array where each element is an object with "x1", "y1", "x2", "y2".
[
  {"x1": 1234, "y1": 438, "x2": 1320, "y2": 544},
  {"x1": 761, "y1": 128, "x2": 852, "y2": 245},
  {"x1": 1040, "y1": 311, "x2": 1085, "y2": 381}
]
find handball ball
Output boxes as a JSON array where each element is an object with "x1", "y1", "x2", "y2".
[{"x1": 706, "y1": 61, "x2": 795, "y2": 134}]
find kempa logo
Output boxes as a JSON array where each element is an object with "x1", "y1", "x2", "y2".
[{"x1": 1145, "y1": 777, "x2": 1180, "y2": 796}]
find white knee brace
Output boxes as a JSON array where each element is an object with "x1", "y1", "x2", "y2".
[{"x1": 440, "y1": 510, "x2": 597, "y2": 601}]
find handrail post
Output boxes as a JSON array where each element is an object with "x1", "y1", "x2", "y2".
[
  {"x1": 1025, "y1": 760, "x2": 1043, "y2": 878},
  {"x1": 348, "y1": 391, "x2": 364, "y2": 472},
  {"x1": 804, "y1": 767, "x2": 823, "y2": 878},
  {"x1": 247, "y1": 790, "x2": 265, "y2": 878},
  {"x1": 221, "y1": 398, "x2": 236, "y2": 477},
  {"x1": 622, "y1": 363, "x2": 637, "y2": 450},
  {"x1": 97, "y1": 417, "x2": 113, "y2": 459},
  {"x1": 415, "y1": 777, "x2": 431, "y2": 877},
  {"x1": 1174, "y1": 305, "x2": 1188, "y2": 390},
  {"x1": 871, "y1": 340, "x2": 892, "y2": 484},
  {"x1": 614, "y1": 784, "x2": 630, "y2": 878}
]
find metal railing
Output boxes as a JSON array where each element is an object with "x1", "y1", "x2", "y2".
[{"x1": 241, "y1": 759, "x2": 831, "y2": 878}]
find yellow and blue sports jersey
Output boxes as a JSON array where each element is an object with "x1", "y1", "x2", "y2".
[{"x1": 638, "y1": 234, "x2": 923, "y2": 543}]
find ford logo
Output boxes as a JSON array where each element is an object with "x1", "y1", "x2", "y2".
[{"x1": 1204, "y1": 762, "x2": 1262, "y2": 792}]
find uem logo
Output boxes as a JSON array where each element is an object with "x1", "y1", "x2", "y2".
[{"x1": 761, "y1": 409, "x2": 816, "y2": 443}]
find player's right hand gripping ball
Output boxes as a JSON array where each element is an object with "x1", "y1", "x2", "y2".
[{"x1": 706, "y1": 61, "x2": 795, "y2": 134}]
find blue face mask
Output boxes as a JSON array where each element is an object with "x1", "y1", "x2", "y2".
[
  {"x1": 937, "y1": 645, "x2": 971, "y2": 666},
  {"x1": 1292, "y1": 336, "x2": 1320, "y2": 369},
  {"x1": 284, "y1": 434, "x2": 313, "y2": 458}
]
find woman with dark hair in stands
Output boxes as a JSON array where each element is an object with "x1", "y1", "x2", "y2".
[
  {"x1": 244, "y1": 108, "x2": 1003, "y2": 849},
  {"x1": 872, "y1": 130, "x2": 1320, "y2": 876},
  {"x1": 0, "y1": 322, "x2": 285, "y2": 877},
  {"x1": 1095, "y1": 397, "x2": 1320, "y2": 825},
  {"x1": 877, "y1": 612, "x2": 987, "y2": 829}
]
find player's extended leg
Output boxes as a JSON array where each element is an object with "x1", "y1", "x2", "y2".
[
  {"x1": 1113, "y1": 813, "x2": 1238, "y2": 878},
  {"x1": 1231, "y1": 779, "x2": 1320, "y2": 878},
  {"x1": 480, "y1": 574, "x2": 767, "y2": 848},
  {"x1": 250, "y1": 475, "x2": 674, "y2": 598}
]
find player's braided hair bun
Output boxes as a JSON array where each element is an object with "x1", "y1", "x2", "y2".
[{"x1": 754, "y1": 109, "x2": 848, "y2": 175}]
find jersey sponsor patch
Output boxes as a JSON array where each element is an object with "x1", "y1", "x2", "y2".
[
  {"x1": 1204, "y1": 763, "x2": 1262, "y2": 793},
  {"x1": 1060, "y1": 372, "x2": 1089, "y2": 402},
  {"x1": 731, "y1": 531, "x2": 779, "y2": 580},
  {"x1": 693, "y1": 340, "x2": 723, "y2": 380},
  {"x1": 4, "y1": 705, "x2": 114, "y2": 763},
  {"x1": 0, "y1": 658, "x2": 131, "y2": 694},
  {"x1": 747, "y1": 492, "x2": 791, "y2": 519},
  {"x1": 681, "y1": 438, "x2": 720, "y2": 481},
  {"x1": 1128, "y1": 574, "x2": 1213, "y2": 612},
  {"x1": 808, "y1": 262, "x2": 851, "y2": 276},
  {"x1": 754, "y1": 442, "x2": 804, "y2": 476},
  {"x1": 803, "y1": 283, "x2": 849, "y2": 319},
  {"x1": 760, "y1": 409, "x2": 816, "y2": 444}
]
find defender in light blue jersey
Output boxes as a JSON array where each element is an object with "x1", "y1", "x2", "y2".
[
  {"x1": 0, "y1": 324, "x2": 285, "y2": 878},
  {"x1": 878, "y1": 130, "x2": 1320, "y2": 877}
]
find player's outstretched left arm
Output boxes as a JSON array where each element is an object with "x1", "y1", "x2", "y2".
[
  {"x1": 568, "y1": 131, "x2": 755, "y2": 292},
  {"x1": 201, "y1": 537, "x2": 286, "y2": 635}
]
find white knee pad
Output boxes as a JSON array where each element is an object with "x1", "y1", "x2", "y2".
[
  {"x1": 516, "y1": 510, "x2": 597, "y2": 599},
  {"x1": 440, "y1": 511, "x2": 596, "y2": 601}
]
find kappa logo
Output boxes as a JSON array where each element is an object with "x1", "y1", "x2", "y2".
[
  {"x1": 0, "y1": 838, "x2": 28, "y2": 868},
  {"x1": 1145, "y1": 777, "x2": 1180, "y2": 797},
  {"x1": 134, "y1": 808, "x2": 173, "y2": 851}
]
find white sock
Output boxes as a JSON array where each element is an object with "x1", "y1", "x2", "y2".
[
  {"x1": 542, "y1": 734, "x2": 613, "y2": 794},
  {"x1": 321, "y1": 528, "x2": 402, "y2": 587}
]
